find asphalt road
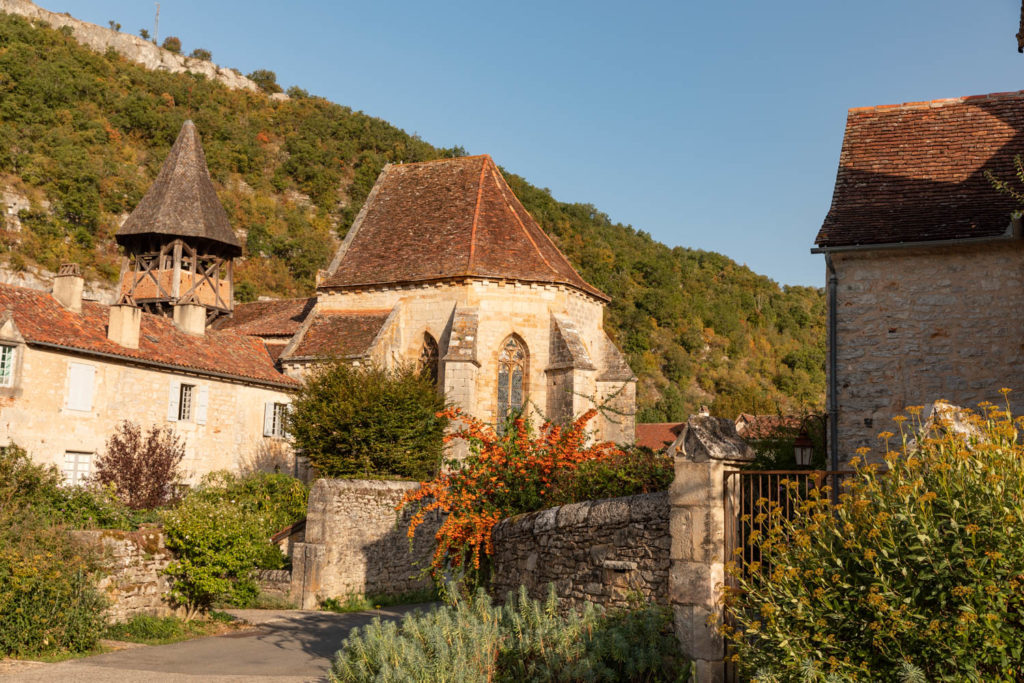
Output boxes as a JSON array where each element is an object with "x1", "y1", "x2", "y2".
[{"x1": 0, "y1": 604, "x2": 432, "y2": 682}]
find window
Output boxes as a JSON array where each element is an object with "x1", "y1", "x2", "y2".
[
  {"x1": 65, "y1": 362, "x2": 95, "y2": 412},
  {"x1": 496, "y1": 336, "x2": 527, "y2": 432},
  {"x1": 264, "y1": 401, "x2": 289, "y2": 437},
  {"x1": 62, "y1": 451, "x2": 92, "y2": 486},
  {"x1": 0, "y1": 344, "x2": 14, "y2": 387},
  {"x1": 168, "y1": 381, "x2": 208, "y2": 423},
  {"x1": 419, "y1": 332, "x2": 439, "y2": 385},
  {"x1": 178, "y1": 383, "x2": 195, "y2": 421}
]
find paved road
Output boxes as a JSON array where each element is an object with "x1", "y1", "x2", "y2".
[{"x1": 0, "y1": 604, "x2": 433, "y2": 682}]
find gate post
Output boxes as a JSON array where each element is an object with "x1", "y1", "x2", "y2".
[{"x1": 669, "y1": 415, "x2": 754, "y2": 682}]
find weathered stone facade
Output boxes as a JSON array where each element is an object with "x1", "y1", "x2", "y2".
[
  {"x1": 281, "y1": 278, "x2": 635, "y2": 445},
  {"x1": 290, "y1": 479, "x2": 441, "y2": 609},
  {"x1": 830, "y1": 243, "x2": 1024, "y2": 462},
  {"x1": 0, "y1": 344, "x2": 294, "y2": 482},
  {"x1": 71, "y1": 528, "x2": 176, "y2": 623},
  {"x1": 490, "y1": 492, "x2": 670, "y2": 610}
]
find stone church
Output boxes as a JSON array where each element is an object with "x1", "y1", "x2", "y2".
[{"x1": 224, "y1": 154, "x2": 637, "y2": 444}]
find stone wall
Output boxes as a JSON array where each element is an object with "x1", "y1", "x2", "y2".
[
  {"x1": 831, "y1": 243, "x2": 1024, "y2": 462},
  {"x1": 490, "y1": 492, "x2": 670, "y2": 610},
  {"x1": 71, "y1": 528, "x2": 175, "y2": 623},
  {"x1": 255, "y1": 569, "x2": 293, "y2": 604},
  {"x1": 290, "y1": 479, "x2": 442, "y2": 609}
]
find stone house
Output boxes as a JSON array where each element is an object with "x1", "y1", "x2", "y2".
[
  {"x1": 814, "y1": 89, "x2": 1024, "y2": 465},
  {"x1": 0, "y1": 121, "x2": 297, "y2": 482},
  {"x1": 222, "y1": 155, "x2": 637, "y2": 444}
]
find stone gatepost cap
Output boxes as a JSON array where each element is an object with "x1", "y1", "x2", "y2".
[{"x1": 677, "y1": 414, "x2": 756, "y2": 464}]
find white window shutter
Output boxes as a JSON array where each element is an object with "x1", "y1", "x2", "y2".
[
  {"x1": 263, "y1": 401, "x2": 275, "y2": 436},
  {"x1": 66, "y1": 363, "x2": 95, "y2": 412},
  {"x1": 167, "y1": 381, "x2": 181, "y2": 421},
  {"x1": 196, "y1": 385, "x2": 209, "y2": 425}
]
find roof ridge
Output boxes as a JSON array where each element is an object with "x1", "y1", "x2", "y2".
[
  {"x1": 397, "y1": 154, "x2": 492, "y2": 166},
  {"x1": 486, "y1": 160, "x2": 559, "y2": 278},
  {"x1": 467, "y1": 156, "x2": 488, "y2": 272},
  {"x1": 848, "y1": 89, "x2": 1024, "y2": 115}
]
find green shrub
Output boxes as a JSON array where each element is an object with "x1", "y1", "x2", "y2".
[
  {"x1": 161, "y1": 36, "x2": 181, "y2": 53},
  {"x1": 162, "y1": 471, "x2": 308, "y2": 615},
  {"x1": 331, "y1": 585, "x2": 688, "y2": 682},
  {"x1": 288, "y1": 361, "x2": 448, "y2": 480},
  {"x1": 725, "y1": 398, "x2": 1024, "y2": 681},
  {"x1": 548, "y1": 445, "x2": 674, "y2": 506},
  {"x1": 247, "y1": 69, "x2": 282, "y2": 94},
  {"x1": 104, "y1": 612, "x2": 236, "y2": 644}
]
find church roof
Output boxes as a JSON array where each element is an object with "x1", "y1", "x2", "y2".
[
  {"x1": 117, "y1": 120, "x2": 242, "y2": 256},
  {"x1": 214, "y1": 297, "x2": 315, "y2": 337},
  {"x1": 320, "y1": 156, "x2": 607, "y2": 300},
  {"x1": 816, "y1": 90, "x2": 1024, "y2": 249},
  {"x1": 280, "y1": 309, "x2": 391, "y2": 361},
  {"x1": 0, "y1": 283, "x2": 296, "y2": 388}
]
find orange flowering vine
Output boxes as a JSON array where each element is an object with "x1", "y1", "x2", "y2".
[{"x1": 398, "y1": 407, "x2": 622, "y2": 583}]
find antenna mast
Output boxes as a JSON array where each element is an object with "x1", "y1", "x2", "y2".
[{"x1": 153, "y1": 3, "x2": 160, "y2": 44}]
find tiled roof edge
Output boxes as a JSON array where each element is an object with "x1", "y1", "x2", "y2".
[
  {"x1": 847, "y1": 90, "x2": 1024, "y2": 115},
  {"x1": 317, "y1": 275, "x2": 610, "y2": 302}
]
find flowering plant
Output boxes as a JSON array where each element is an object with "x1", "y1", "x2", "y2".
[
  {"x1": 399, "y1": 407, "x2": 622, "y2": 585},
  {"x1": 724, "y1": 391, "x2": 1024, "y2": 681}
]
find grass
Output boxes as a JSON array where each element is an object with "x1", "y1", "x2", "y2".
[
  {"x1": 320, "y1": 588, "x2": 438, "y2": 614},
  {"x1": 103, "y1": 611, "x2": 241, "y2": 646}
]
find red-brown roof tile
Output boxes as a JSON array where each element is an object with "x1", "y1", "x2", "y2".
[
  {"x1": 0, "y1": 284, "x2": 296, "y2": 388},
  {"x1": 816, "y1": 90, "x2": 1024, "y2": 248},
  {"x1": 214, "y1": 297, "x2": 315, "y2": 337},
  {"x1": 283, "y1": 310, "x2": 390, "y2": 360},
  {"x1": 321, "y1": 156, "x2": 607, "y2": 300},
  {"x1": 734, "y1": 414, "x2": 802, "y2": 440},
  {"x1": 635, "y1": 422, "x2": 684, "y2": 452}
]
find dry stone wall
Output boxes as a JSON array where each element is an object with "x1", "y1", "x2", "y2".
[
  {"x1": 291, "y1": 479, "x2": 441, "y2": 609},
  {"x1": 71, "y1": 528, "x2": 176, "y2": 623},
  {"x1": 490, "y1": 491, "x2": 670, "y2": 610}
]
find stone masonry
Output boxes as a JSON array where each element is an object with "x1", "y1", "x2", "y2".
[
  {"x1": 831, "y1": 243, "x2": 1024, "y2": 462},
  {"x1": 490, "y1": 491, "x2": 670, "y2": 610},
  {"x1": 71, "y1": 528, "x2": 176, "y2": 623},
  {"x1": 290, "y1": 479, "x2": 442, "y2": 609}
]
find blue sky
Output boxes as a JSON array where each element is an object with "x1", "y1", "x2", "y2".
[{"x1": 40, "y1": 1, "x2": 1024, "y2": 287}]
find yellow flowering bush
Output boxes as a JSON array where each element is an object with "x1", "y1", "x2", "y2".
[{"x1": 724, "y1": 395, "x2": 1024, "y2": 681}]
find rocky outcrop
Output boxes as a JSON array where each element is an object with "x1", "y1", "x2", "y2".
[{"x1": 0, "y1": 0, "x2": 271, "y2": 95}]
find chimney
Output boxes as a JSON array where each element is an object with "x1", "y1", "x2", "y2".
[
  {"x1": 107, "y1": 295, "x2": 141, "y2": 349},
  {"x1": 173, "y1": 302, "x2": 207, "y2": 336},
  {"x1": 52, "y1": 263, "x2": 84, "y2": 313}
]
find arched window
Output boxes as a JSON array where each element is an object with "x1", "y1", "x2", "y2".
[
  {"x1": 497, "y1": 336, "x2": 527, "y2": 431},
  {"x1": 419, "y1": 332, "x2": 439, "y2": 385}
]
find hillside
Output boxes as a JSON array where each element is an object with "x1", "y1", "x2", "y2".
[{"x1": 0, "y1": 10, "x2": 825, "y2": 420}]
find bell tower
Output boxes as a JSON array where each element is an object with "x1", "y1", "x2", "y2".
[{"x1": 116, "y1": 120, "x2": 241, "y2": 323}]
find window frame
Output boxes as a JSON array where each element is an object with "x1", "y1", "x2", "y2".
[
  {"x1": 496, "y1": 335, "x2": 528, "y2": 432},
  {"x1": 0, "y1": 344, "x2": 15, "y2": 388},
  {"x1": 178, "y1": 383, "x2": 195, "y2": 421},
  {"x1": 62, "y1": 450, "x2": 92, "y2": 486}
]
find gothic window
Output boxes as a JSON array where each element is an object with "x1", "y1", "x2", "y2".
[
  {"x1": 419, "y1": 333, "x2": 439, "y2": 385},
  {"x1": 497, "y1": 336, "x2": 527, "y2": 432}
]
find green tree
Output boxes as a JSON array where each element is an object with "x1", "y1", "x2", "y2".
[
  {"x1": 189, "y1": 48, "x2": 212, "y2": 61},
  {"x1": 247, "y1": 69, "x2": 282, "y2": 94},
  {"x1": 161, "y1": 36, "x2": 181, "y2": 53},
  {"x1": 287, "y1": 362, "x2": 447, "y2": 480}
]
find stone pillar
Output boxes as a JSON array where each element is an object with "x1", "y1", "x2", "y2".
[
  {"x1": 668, "y1": 415, "x2": 754, "y2": 683},
  {"x1": 290, "y1": 541, "x2": 326, "y2": 610}
]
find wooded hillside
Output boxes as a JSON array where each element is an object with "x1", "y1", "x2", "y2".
[{"x1": 0, "y1": 12, "x2": 825, "y2": 420}]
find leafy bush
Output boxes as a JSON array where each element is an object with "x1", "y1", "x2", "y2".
[
  {"x1": 162, "y1": 471, "x2": 308, "y2": 616},
  {"x1": 724, "y1": 397, "x2": 1024, "y2": 681},
  {"x1": 247, "y1": 69, "x2": 282, "y2": 94},
  {"x1": 161, "y1": 36, "x2": 181, "y2": 53},
  {"x1": 288, "y1": 362, "x2": 448, "y2": 480},
  {"x1": 548, "y1": 445, "x2": 673, "y2": 505},
  {"x1": 104, "y1": 611, "x2": 235, "y2": 645},
  {"x1": 94, "y1": 420, "x2": 185, "y2": 509},
  {"x1": 0, "y1": 445, "x2": 108, "y2": 656},
  {"x1": 332, "y1": 585, "x2": 687, "y2": 682},
  {"x1": 400, "y1": 408, "x2": 620, "y2": 585},
  {"x1": 188, "y1": 48, "x2": 212, "y2": 61}
]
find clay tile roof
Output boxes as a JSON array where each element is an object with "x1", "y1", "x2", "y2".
[
  {"x1": 816, "y1": 90, "x2": 1024, "y2": 248},
  {"x1": 321, "y1": 156, "x2": 607, "y2": 300},
  {"x1": 284, "y1": 310, "x2": 390, "y2": 360},
  {"x1": 0, "y1": 283, "x2": 296, "y2": 388},
  {"x1": 214, "y1": 297, "x2": 315, "y2": 337},
  {"x1": 117, "y1": 120, "x2": 242, "y2": 256},
  {"x1": 635, "y1": 422, "x2": 685, "y2": 452},
  {"x1": 734, "y1": 414, "x2": 802, "y2": 441}
]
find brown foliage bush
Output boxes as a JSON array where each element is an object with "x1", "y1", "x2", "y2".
[{"x1": 94, "y1": 421, "x2": 185, "y2": 509}]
